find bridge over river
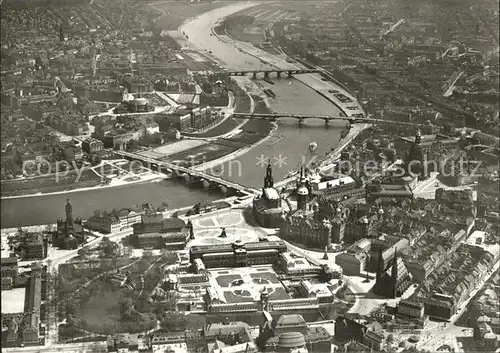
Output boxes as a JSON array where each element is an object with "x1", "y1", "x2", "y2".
[
  {"x1": 198, "y1": 68, "x2": 321, "y2": 79},
  {"x1": 232, "y1": 112, "x2": 423, "y2": 127},
  {"x1": 114, "y1": 150, "x2": 259, "y2": 196}
]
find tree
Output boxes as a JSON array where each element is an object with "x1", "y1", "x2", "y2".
[
  {"x1": 126, "y1": 139, "x2": 139, "y2": 151},
  {"x1": 386, "y1": 333, "x2": 394, "y2": 344},
  {"x1": 159, "y1": 251, "x2": 175, "y2": 265},
  {"x1": 471, "y1": 132, "x2": 480, "y2": 145},
  {"x1": 66, "y1": 302, "x2": 80, "y2": 318},
  {"x1": 159, "y1": 311, "x2": 187, "y2": 332},
  {"x1": 119, "y1": 296, "x2": 134, "y2": 318},
  {"x1": 103, "y1": 241, "x2": 118, "y2": 257}
]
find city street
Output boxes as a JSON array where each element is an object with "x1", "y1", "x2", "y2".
[{"x1": 3, "y1": 342, "x2": 107, "y2": 353}]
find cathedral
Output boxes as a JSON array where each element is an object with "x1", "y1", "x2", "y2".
[
  {"x1": 252, "y1": 163, "x2": 284, "y2": 228},
  {"x1": 279, "y1": 168, "x2": 349, "y2": 248},
  {"x1": 373, "y1": 249, "x2": 412, "y2": 299}
]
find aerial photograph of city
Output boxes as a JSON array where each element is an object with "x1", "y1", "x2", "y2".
[{"x1": 0, "y1": 0, "x2": 498, "y2": 352}]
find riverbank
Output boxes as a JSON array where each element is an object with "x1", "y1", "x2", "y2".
[
  {"x1": 167, "y1": 77, "x2": 277, "y2": 168},
  {"x1": 318, "y1": 123, "x2": 370, "y2": 170},
  {"x1": 1, "y1": 166, "x2": 166, "y2": 200},
  {"x1": 194, "y1": 121, "x2": 278, "y2": 171}
]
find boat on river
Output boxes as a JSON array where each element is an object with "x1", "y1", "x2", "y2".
[
  {"x1": 263, "y1": 89, "x2": 276, "y2": 98},
  {"x1": 309, "y1": 142, "x2": 318, "y2": 152}
]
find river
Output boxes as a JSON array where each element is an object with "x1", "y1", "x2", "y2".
[
  {"x1": 0, "y1": 180, "x2": 222, "y2": 228},
  {"x1": 1, "y1": 1, "x2": 346, "y2": 228},
  {"x1": 209, "y1": 76, "x2": 344, "y2": 187}
]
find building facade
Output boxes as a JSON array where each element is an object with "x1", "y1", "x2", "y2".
[
  {"x1": 86, "y1": 208, "x2": 143, "y2": 234},
  {"x1": 131, "y1": 217, "x2": 189, "y2": 249},
  {"x1": 397, "y1": 299, "x2": 424, "y2": 319},
  {"x1": 253, "y1": 163, "x2": 284, "y2": 228},
  {"x1": 190, "y1": 240, "x2": 288, "y2": 269},
  {"x1": 374, "y1": 249, "x2": 413, "y2": 299},
  {"x1": 82, "y1": 137, "x2": 104, "y2": 154}
]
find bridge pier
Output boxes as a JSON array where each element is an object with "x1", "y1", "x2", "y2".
[
  {"x1": 324, "y1": 119, "x2": 329, "y2": 128},
  {"x1": 252, "y1": 72, "x2": 257, "y2": 80},
  {"x1": 287, "y1": 71, "x2": 293, "y2": 78},
  {"x1": 220, "y1": 185, "x2": 228, "y2": 196},
  {"x1": 276, "y1": 71, "x2": 282, "y2": 79},
  {"x1": 298, "y1": 118, "x2": 304, "y2": 128},
  {"x1": 183, "y1": 173, "x2": 192, "y2": 186},
  {"x1": 264, "y1": 72, "x2": 269, "y2": 79},
  {"x1": 201, "y1": 179, "x2": 210, "y2": 190}
]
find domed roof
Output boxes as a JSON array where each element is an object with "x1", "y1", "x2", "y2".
[
  {"x1": 278, "y1": 332, "x2": 306, "y2": 348},
  {"x1": 297, "y1": 186, "x2": 309, "y2": 196}
]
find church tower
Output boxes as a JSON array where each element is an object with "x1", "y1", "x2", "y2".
[
  {"x1": 375, "y1": 249, "x2": 384, "y2": 285},
  {"x1": 264, "y1": 162, "x2": 274, "y2": 188},
  {"x1": 414, "y1": 129, "x2": 422, "y2": 144},
  {"x1": 391, "y1": 249, "x2": 399, "y2": 299},
  {"x1": 65, "y1": 198, "x2": 73, "y2": 227},
  {"x1": 296, "y1": 168, "x2": 309, "y2": 212}
]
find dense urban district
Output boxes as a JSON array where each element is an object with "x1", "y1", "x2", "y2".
[{"x1": 1, "y1": 0, "x2": 499, "y2": 353}]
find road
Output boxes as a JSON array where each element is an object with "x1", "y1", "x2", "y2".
[{"x1": 3, "y1": 342, "x2": 107, "y2": 353}]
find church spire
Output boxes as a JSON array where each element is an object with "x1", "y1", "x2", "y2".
[
  {"x1": 391, "y1": 248, "x2": 398, "y2": 298},
  {"x1": 264, "y1": 162, "x2": 274, "y2": 188},
  {"x1": 65, "y1": 198, "x2": 73, "y2": 227}
]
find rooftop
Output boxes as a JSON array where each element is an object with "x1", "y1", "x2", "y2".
[
  {"x1": 276, "y1": 314, "x2": 307, "y2": 328},
  {"x1": 1, "y1": 287, "x2": 26, "y2": 314},
  {"x1": 278, "y1": 332, "x2": 306, "y2": 348}
]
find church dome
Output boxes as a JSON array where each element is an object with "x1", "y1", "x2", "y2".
[
  {"x1": 278, "y1": 332, "x2": 306, "y2": 349},
  {"x1": 297, "y1": 186, "x2": 309, "y2": 196}
]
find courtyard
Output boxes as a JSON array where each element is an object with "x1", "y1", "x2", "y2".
[
  {"x1": 188, "y1": 209, "x2": 265, "y2": 247},
  {"x1": 208, "y1": 266, "x2": 290, "y2": 304},
  {"x1": 1, "y1": 287, "x2": 26, "y2": 315}
]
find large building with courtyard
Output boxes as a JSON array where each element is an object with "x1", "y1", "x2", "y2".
[
  {"x1": 189, "y1": 240, "x2": 288, "y2": 269},
  {"x1": 399, "y1": 130, "x2": 459, "y2": 179},
  {"x1": 2, "y1": 263, "x2": 44, "y2": 347}
]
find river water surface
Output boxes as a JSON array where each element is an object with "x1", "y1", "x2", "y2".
[{"x1": 1, "y1": 2, "x2": 346, "y2": 228}]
